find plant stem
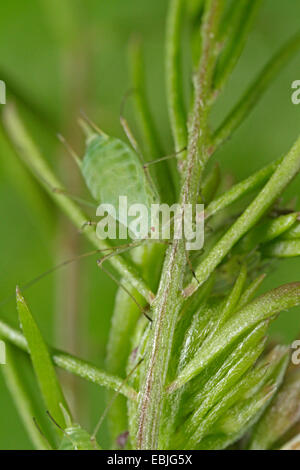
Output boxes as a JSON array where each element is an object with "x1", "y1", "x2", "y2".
[
  {"x1": 137, "y1": 0, "x2": 224, "y2": 449},
  {"x1": 166, "y1": 0, "x2": 187, "y2": 155},
  {"x1": 0, "y1": 319, "x2": 137, "y2": 401},
  {"x1": 2, "y1": 104, "x2": 154, "y2": 304}
]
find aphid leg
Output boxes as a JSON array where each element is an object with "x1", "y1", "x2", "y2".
[
  {"x1": 98, "y1": 263, "x2": 152, "y2": 322},
  {"x1": 52, "y1": 187, "x2": 97, "y2": 209},
  {"x1": 98, "y1": 239, "x2": 170, "y2": 265},
  {"x1": 119, "y1": 90, "x2": 161, "y2": 201},
  {"x1": 0, "y1": 246, "x2": 130, "y2": 307},
  {"x1": 91, "y1": 357, "x2": 144, "y2": 442},
  {"x1": 143, "y1": 146, "x2": 187, "y2": 169}
]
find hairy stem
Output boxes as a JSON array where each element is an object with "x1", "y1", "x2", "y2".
[
  {"x1": 137, "y1": 0, "x2": 224, "y2": 449},
  {"x1": 166, "y1": 0, "x2": 187, "y2": 154}
]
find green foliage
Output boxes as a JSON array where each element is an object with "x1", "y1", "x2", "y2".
[{"x1": 16, "y1": 288, "x2": 69, "y2": 430}]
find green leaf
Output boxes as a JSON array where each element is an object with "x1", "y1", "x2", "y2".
[
  {"x1": 16, "y1": 287, "x2": 69, "y2": 430},
  {"x1": 249, "y1": 368, "x2": 300, "y2": 449},
  {"x1": 218, "y1": 264, "x2": 247, "y2": 325},
  {"x1": 185, "y1": 321, "x2": 269, "y2": 417},
  {"x1": 1, "y1": 343, "x2": 51, "y2": 450},
  {"x1": 281, "y1": 220, "x2": 300, "y2": 239},
  {"x1": 206, "y1": 158, "x2": 282, "y2": 220},
  {"x1": 177, "y1": 345, "x2": 289, "y2": 449},
  {"x1": 213, "y1": 31, "x2": 300, "y2": 150},
  {"x1": 237, "y1": 273, "x2": 266, "y2": 309},
  {"x1": 237, "y1": 213, "x2": 299, "y2": 253},
  {"x1": 0, "y1": 316, "x2": 138, "y2": 400},
  {"x1": 166, "y1": 0, "x2": 187, "y2": 154},
  {"x1": 170, "y1": 282, "x2": 300, "y2": 391},
  {"x1": 213, "y1": 0, "x2": 262, "y2": 97},
  {"x1": 263, "y1": 239, "x2": 300, "y2": 258},
  {"x1": 201, "y1": 163, "x2": 221, "y2": 204},
  {"x1": 185, "y1": 134, "x2": 300, "y2": 297}
]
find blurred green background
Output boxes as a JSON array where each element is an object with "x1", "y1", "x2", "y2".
[{"x1": 0, "y1": 0, "x2": 299, "y2": 449}]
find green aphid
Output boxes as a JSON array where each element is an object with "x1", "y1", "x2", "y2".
[
  {"x1": 78, "y1": 124, "x2": 160, "y2": 238},
  {"x1": 50, "y1": 406, "x2": 101, "y2": 450},
  {"x1": 58, "y1": 424, "x2": 101, "y2": 451}
]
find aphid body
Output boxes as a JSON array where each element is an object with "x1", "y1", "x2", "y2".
[
  {"x1": 81, "y1": 132, "x2": 159, "y2": 237},
  {"x1": 58, "y1": 423, "x2": 101, "y2": 450}
]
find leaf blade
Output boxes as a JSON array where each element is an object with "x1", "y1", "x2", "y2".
[{"x1": 16, "y1": 288, "x2": 69, "y2": 429}]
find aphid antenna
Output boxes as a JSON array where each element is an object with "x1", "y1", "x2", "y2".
[
  {"x1": 57, "y1": 133, "x2": 82, "y2": 168},
  {"x1": 98, "y1": 263, "x2": 153, "y2": 322},
  {"x1": 46, "y1": 411, "x2": 77, "y2": 449},
  {"x1": 17, "y1": 146, "x2": 96, "y2": 209},
  {"x1": 0, "y1": 241, "x2": 158, "y2": 308},
  {"x1": 91, "y1": 357, "x2": 144, "y2": 441},
  {"x1": 120, "y1": 89, "x2": 159, "y2": 200},
  {"x1": 0, "y1": 249, "x2": 107, "y2": 308}
]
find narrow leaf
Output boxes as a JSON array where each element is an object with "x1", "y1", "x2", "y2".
[
  {"x1": 1, "y1": 343, "x2": 51, "y2": 450},
  {"x1": 185, "y1": 134, "x2": 300, "y2": 297},
  {"x1": 205, "y1": 158, "x2": 282, "y2": 219},
  {"x1": 16, "y1": 288, "x2": 69, "y2": 429},
  {"x1": 213, "y1": 0, "x2": 262, "y2": 97},
  {"x1": 170, "y1": 282, "x2": 300, "y2": 391},
  {"x1": 0, "y1": 316, "x2": 137, "y2": 400},
  {"x1": 238, "y1": 213, "x2": 299, "y2": 253},
  {"x1": 166, "y1": 0, "x2": 187, "y2": 153},
  {"x1": 237, "y1": 273, "x2": 266, "y2": 309},
  {"x1": 202, "y1": 163, "x2": 221, "y2": 204},
  {"x1": 249, "y1": 368, "x2": 300, "y2": 450},
  {"x1": 213, "y1": 32, "x2": 300, "y2": 150},
  {"x1": 263, "y1": 239, "x2": 300, "y2": 258}
]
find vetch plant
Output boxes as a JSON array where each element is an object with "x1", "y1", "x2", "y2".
[{"x1": 1, "y1": 0, "x2": 300, "y2": 450}]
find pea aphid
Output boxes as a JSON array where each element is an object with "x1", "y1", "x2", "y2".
[
  {"x1": 45, "y1": 408, "x2": 101, "y2": 450},
  {"x1": 76, "y1": 117, "x2": 160, "y2": 239}
]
